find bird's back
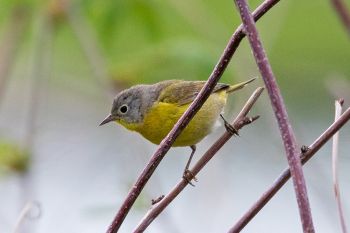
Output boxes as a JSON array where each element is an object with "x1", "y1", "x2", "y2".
[{"x1": 136, "y1": 81, "x2": 229, "y2": 146}]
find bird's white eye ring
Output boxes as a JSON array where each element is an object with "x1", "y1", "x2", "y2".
[{"x1": 119, "y1": 104, "x2": 128, "y2": 114}]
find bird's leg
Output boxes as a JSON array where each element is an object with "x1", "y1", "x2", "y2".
[
  {"x1": 182, "y1": 145, "x2": 198, "y2": 186},
  {"x1": 184, "y1": 145, "x2": 196, "y2": 172},
  {"x1": 220, "y1": 114, "x2": 239, "y2": 136}
]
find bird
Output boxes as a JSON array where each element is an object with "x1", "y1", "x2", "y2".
[{"x1": 100, "y1": 78, "x2": 255, "y2": 184}]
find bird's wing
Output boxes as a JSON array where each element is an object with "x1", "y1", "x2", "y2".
[{"x1": 158, "y1": 81, "x2": 229, "y2": 106}]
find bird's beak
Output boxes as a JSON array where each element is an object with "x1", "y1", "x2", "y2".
[{"x1": 99, "y1": 114, "x2": 115, "y2": 126}]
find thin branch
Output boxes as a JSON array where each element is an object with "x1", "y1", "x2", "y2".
[
  {"x1": 331, "y1": 0, "x2": 350, "y2": 35},
  {"x1": 233, "y1": 0, "x2": 314, "y2": 232},
  {"x1": 332, "y1": 99, "x2": 348, "y2": 233},
  {"x1": 229, "y1": 106, "x2": 350, "y2": 233},
  {"x1": 134, "y1": 88, "x2": 263, "y2": 232},
  {"x1": 106, "y1": 0, "x2": 280, "y2": 232}
]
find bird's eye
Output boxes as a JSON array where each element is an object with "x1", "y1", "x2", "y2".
[{"x1": 119, "y1": 104, "x2": 128, "y2": 114}]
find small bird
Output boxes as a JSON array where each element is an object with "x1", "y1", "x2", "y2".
[{"x1": 100, "y1": 78, "x2": 255, "y2": 184}]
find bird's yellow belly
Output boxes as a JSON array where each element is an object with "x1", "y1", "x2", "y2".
[{"x1": 134, "y1": 92, "x2": 227, "y2": 147}]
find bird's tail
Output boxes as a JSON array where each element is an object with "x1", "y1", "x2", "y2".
[{"x1": 226, "y1": 77, "x2": 256, "y2": 93}]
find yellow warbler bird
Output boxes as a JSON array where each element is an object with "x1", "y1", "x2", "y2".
[{"x1": 100, "y1": 78, "x2": 255, "y2": 183}]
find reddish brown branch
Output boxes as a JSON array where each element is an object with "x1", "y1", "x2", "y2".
[
  {"x1": 107, "y1": 0, "x2": 280, "y2": 232},
  {"x1": 233, "y1": 0, "x2": 314, "y2": 232},
  {"x1": 331, "y1": 0, "x2": 350, "y2": 35},
  {"x1": 133, "y1": 87, "x2": 263, "y2": 232},
  {"x1": 229, "y1": 106, "x2": 350, "y2": 233}
]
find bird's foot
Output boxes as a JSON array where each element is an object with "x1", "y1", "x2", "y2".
[{"x1": 183, "y1": 169, "x2": 198, "y2": 187}]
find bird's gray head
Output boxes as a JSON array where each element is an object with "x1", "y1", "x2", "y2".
[{"x1": 99, "y1": 86, "x2": 144, "y2": 127}]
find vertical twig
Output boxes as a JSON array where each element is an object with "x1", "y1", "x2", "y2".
[
  {"x1": 25, "y1": 16, "x2": 53, "y2": 149},
  {"x1": 330, "y1": 0, "x2": 350, "y2": 35},
  {"x1": 229, "y1": 107, "x2": 350, "y2": 233},
  {"x1": 332, "y1": 99, "x2": 348, "y2": 233},
  {"x1": 0, "y1": 6, "x2": 29, "y2": 108},
  {"x1": 233, "y1": 0, "x2": 315, "y2": 232},
  {"x1": 18, "y1": 13, "x2": 53, "y2": 233},
  {"x1": 106, "y1": 0, "x2": 280, "y2": 232},
  {"x1": 63, "y1": 0, "x2": 111, "y2": 95}
]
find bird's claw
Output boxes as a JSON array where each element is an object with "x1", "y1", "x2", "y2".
[{"x1": 183, "y1": 169, "x2": 198, "y2": 187}]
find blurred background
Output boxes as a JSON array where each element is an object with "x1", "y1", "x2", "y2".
[{"x1": 0, "y1": 0, "x2": 349, "y2": 232}]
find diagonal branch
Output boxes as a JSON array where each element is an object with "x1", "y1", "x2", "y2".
[
  {"x1": 229, "y1": 106, "x2": 350, "y2": 233},
  {"x1": 330, "y1": 0, "x2": 350, "y2": 35},
  {"x1": 106, "y1": 0, "x2": 280, "y2": 232},
  {"x1": 233, "y1": 0, "x2": 314, "y2": 232},
  {"x1": 133, "y1": 87, "x2": 263, "y2": 232}
]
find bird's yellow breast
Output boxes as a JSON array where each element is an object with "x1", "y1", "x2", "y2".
[{"x1": 124, "y1": 91, "x2": 227, "y2": 147}]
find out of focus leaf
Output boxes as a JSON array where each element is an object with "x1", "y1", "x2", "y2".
[{"x1": 0, "y1": 141, "x2": 30, "y2": 174}]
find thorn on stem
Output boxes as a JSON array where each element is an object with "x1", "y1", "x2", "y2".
[
  {"x1": 301, "y1": 145, "x2": 309, "y2": 154},
  {"x1": 151, "y1": 195, "x2": 165, "y2": 205},
  {"x1": 338, "y1": 98, "x2": 344, "y2": 106},
  {"x1": 244, "y1": 115, "x2": 260, "y2": 124},
  {"x1": 220, "y1": 114, "x2": 239, "y2": 136}
]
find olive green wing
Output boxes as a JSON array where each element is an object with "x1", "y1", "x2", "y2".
[{"x1": 158, "y1": 81, "x2": 229, "y2": 106}]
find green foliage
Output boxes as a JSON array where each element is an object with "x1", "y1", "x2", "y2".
[
  {"x1": 80, "y1": 0, "x2": 240, "y2": 86},
  {"x1": 0, "y1": 0, "x2": 349, "y2": 103},
  {"x1": 267, "y1": 0, "x2": 350, "y2": 111},
  {"x1": 0, "y1": 141, "x2": 30, "y2": 174}
]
